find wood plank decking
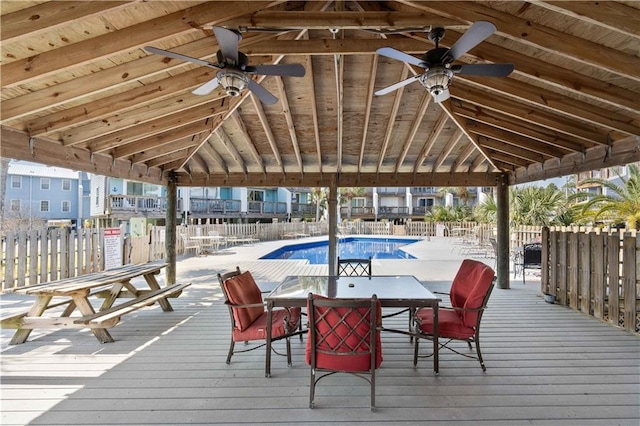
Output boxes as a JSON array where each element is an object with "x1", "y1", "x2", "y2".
[{"x1": 1, "y1": 238, "x2": 639, "y2": 425}]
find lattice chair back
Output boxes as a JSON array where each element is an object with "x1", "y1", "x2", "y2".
[
  {"x1": 306, "y1": 293, "x2": 382, "y2": 410},
  {"x1": 337, "y1": 256, "x2": 372, "y2": 276}
]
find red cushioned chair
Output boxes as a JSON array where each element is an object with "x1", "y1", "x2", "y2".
[
  {"x1": 218, "y1": 267, "x2": 302, "y2": 365},
  {"x1": 413, "y1": 259, "x2": 496, "y2": 371},
  {"x1": 306, "y1": 293, "x2": 382, "y2": 410}
]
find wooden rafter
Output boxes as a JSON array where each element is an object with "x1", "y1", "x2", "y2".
[
  {"x1": 129, "y1": 136, "x2": 200, "y2": 165},
  {"x1": 230, "y1": 112, "x2": 265, "y2": 176},
  {"x1": 215, "y1": 128, "x2": 248, "y2": 176},
  {"x1": 250, "y1": 95, "x2": 284, "y2": 174},
  {"x1": 359, "y1": 54, "x2": 378, "y2": 174},
  {"x1": 433, "y1": 130, "x2": 463, "y2": 171},
  {"x1": 450, "y1": 141, "x2": 476, "y2": 173},
  {"x1": 377, "y1": 66, "x2": 408, "y2": 174},
  {"x1": 275, "y1": 76, "x2": 304, "y2": 176},
  {"x1": 201, "y1": 139, "x2": 229, "y2": 177},
  {"x1": 394, "y1": 91, "x2": 431, "y2": 174},
  {"x1": 413, "y1": 110, "x2": 449, "y2": 173}
]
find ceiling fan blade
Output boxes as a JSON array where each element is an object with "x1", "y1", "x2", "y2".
[
  {"x1": 431, "y1": 87, "x2": 450, "y2": 103},
  {"x1": 454, "y1": 63, "x2": 514, "y2": 77},
  {"x1": 376, "y1": 47, "x2": 426, "y2": 67},
  {"x1": 247, "y1": 79, "x2": 278, "y2": 105},
  {"x1": 144, "y1": 46, "x2": 221, "y2": 69},
  {"x1": 374, "y1": 75, "x2": 420, "y2": 96},
  {"x1": 444, "y1": 21, "x2": 496, "y2": 63},
  {"x1": 213, "y1": 26, "x2": 241, "y2": 65},
  {"x1": 192, "y1": 77, "x2": 220, "y2": 96},
  {"x1": 252, "y1": 63, "x2": 306, "y2": 77}
]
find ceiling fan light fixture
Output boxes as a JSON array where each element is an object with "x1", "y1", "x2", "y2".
[
  {"x1": 217, "y1": 70, "x2": 249, "y2": 97},
  {"x1": 419, "y1": 66, "x2": 453, "y2": 97}
]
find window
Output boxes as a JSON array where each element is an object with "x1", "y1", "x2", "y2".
[
  {"x1": 40, "y1": 178, "x2": 50, "y2": 190},
  {"x1": 248, "y1": 190, "x2": 264, "y2": 202},
  {"x1": 40, "y1": 200, "x2": 50, "y2": 212},
  {"x1": 95, "y1": 187, "x2": 100, "y2": 207},
  {"x1": 351, "y1": 197, "x2": 366, "y2": 207},
  {"x1": 11, "y1": 176, "x2": 21, "y2": 189},
  {"x1": 62, "y1": 179, "x2": 71, "y2": 191},
  {"x1": 10, "y1": 199, "x2": 20, "y2": 212},
  {"x1": 61, "y1": 200, "x2": 70, "y2": 212}
]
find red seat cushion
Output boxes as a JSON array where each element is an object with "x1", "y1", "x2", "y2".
[
  {"x1": 416, "y1": 308, "x2": 475, "y2": 340},
  {"x1": 306, "y1": 295, "x2": 382, "y2": 371},
  {"x1": 449, "y1": 260, "x2": 495, "y2": 327},
  {"x1": 232, "y1": 308, "x2": 301, "y2": 342},
  {"x1": 223, "y1": 271, "x2": 264, "y2": 331}
]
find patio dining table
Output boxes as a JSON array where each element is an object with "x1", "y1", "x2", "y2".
[{"x1": 264, "y1": 275, "x2": 440, "y2": 377}]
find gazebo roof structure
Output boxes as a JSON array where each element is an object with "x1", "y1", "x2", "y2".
[{"x1": 1, "y1": 1, "x2": 639, "y2": 188}]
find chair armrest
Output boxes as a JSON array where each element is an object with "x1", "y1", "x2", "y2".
[
  {"x1": 433, "y1": 291, "x2": 450, "y2": 296},
  {"x1": 224, "y1": 301, "x2": 266, "y2": 309}
]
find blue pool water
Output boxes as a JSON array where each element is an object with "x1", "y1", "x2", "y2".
[{"x1": 260, "y1": 237, "x2": 417, "y2": 264}]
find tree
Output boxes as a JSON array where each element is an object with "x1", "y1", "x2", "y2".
[
  {"x1": 571, "y1": 164, "x2": 640, "y2": 230},
  {"x1": 309, "y1": 187, "x2": 326, "y2": 222},
  {"x1": 339, "y1": 187, "x2": 365, "y2": 221},
  {"x1": 510, "y1": 185, "x2": 567, "y2": 226}
]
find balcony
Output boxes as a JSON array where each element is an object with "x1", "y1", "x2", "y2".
[
  {"x1": 247, "y1": 201, "x2": 288, "y2": 217},
  {"x1": 107, "y1": 195, "x2": 165, "y2": 217},
  {"x1": 189, "y1": 198, "x2": 241, "y2": 217},
  {"x1": 412, "y1": 206, "x2": 432, "y2": 215},
  {"x1": 340, "y1": 206, "x2": 375, "y2": 219},
  {"x1": 377, "y1": 206, "x2": 410, "y2": 218},
  {"x1": 291, "y1": 202, "x2": 315, "y2": 218}
]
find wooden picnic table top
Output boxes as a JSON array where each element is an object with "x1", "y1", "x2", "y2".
[{"x1": 14, "y1": 261, "x2": 167, "y2": 296}]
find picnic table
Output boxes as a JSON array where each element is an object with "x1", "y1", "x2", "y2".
[{"x1": 1, "y1": 261, "x2": 190, "y2": 345}]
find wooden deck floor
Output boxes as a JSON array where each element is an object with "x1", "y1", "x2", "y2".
[{"x1": 2, "y1": 238, "x2": 639, "y2": 425}]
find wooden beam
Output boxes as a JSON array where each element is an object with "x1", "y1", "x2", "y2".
[
  {"x1": 450, "y1": 140, "x2": 476, "y2": 173},
  {"x1": 0, "y1": 1, "x2": 132, "y2": 44},
  {"x1": 1, "y1": 126, "x2": 165, "y2": 185},
  {"x1": 82, "y1": 100, "x2": 228, "y2": 153},
  {"x1": 174, "y1": 171, "x2": 502, "y2": 187},
  {"x1": 215, "y1": 128, "x2": 248, "y2": 176},
  {"x1": 274, "y1": 76, "x2": 304, "y2": 176},
  {"x1": 250, "y1": 95, "x2": 284, "y2": 174},
  {"x1": 242, "y1": 38, "x2": 431, "y2": 56},
  {"x1": 478, "y1": 137, "x2": 546, "y2": 164},
  {"x1": 222, "y1": 11, "x2": 460, "y2": 30},
  {"x1": 1, "y1": 1, "x2": 284, "y2": 87},
  {"x1": 230, "y1": 112, "x2": 266, "y2": 176},
  {"x1": 394, "y1": 91, "x2": 431, "y2": 174},
  {"x1": 200, "y1": 139, "x2": 229, "y2": 177},
  {"x1": 452, "y1": 102, "x2": 586, "y2": 154},
  {"x1": 540, "y1": 1, "x2": 640, "y2": 38},
  {"x1": 359, "y1": 54, "x2": 378, "y2": 174},
  {"x1": 128, "y1": 136, "x2": 200, "y2": 164},
  {"x1": 377, "y1": 66, "x2": 408, "y2": 174},
  {"x1": 413, "y1": 110, "x2": 449, "y2": 173},
  {"x1": 0, "y1": 33, "x2": 275, "y2": 121},
  {"x1": 509, "y1": 136, "x2": 640, "y2": 185},
  {"x1": 399, "y1": 1, "x2": 640, "y2": 82},
  {"x1": 433, "y1": 130, "x2": 463, "y2": 171},
  {"x1": 465, "y1": 120, "x2": 567, "y2": 159},
  {"x1": 440, "y1": 102, "x2": 500, "y2": 171},
  {"x1": 450, "y1": 84, "x2": 609, "y2": 146},
  {"x1": 458, "y1": 76, "x2": 640, "y2": 137}
]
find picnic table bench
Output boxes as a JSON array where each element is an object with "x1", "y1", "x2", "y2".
[{"x1": 1, "y1": 261, "x2": 191, "y2": 345}]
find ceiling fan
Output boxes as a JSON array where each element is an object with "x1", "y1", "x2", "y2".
[
  {"x1": 375, "y1": 21, "x2": 514, "y2": 103},
  {"x1": 145, "y1": 27, "x2": 306, "y2": 105}
]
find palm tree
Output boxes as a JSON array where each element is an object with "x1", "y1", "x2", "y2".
[
  {"x1": 571, "y1": 164, "x2": 640, "y2": 230},
  {"x1": 511, "y1": 185, "x2": 567, "y2": 226},
  {"x1": 339, "y1": 187, "x2": 366, "y2": 221},
  {"x1": 309, "y1": 187, "x2": 326, "y2": 222}
]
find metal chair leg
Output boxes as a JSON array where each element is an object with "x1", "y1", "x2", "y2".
[{"x1": 226, "y1": 340, "x2": 235, "y2": 364}]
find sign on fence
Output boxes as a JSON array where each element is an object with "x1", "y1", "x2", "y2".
[{"x1": 103, "y1": 228, "x2": 123, "y2": 270}]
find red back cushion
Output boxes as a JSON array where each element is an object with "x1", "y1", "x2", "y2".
[
  {"x1": 450, "y1": 260, "x2": 495, "y2": 327},
  {"x1": 223, "y1": 271, "x2": 264, "y2": 331},
  {"x1": 305, "y1": 295, "x2": 382, "y2": 371}
]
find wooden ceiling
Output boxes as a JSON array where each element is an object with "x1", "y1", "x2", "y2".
[{"x1": 2, "y1": 1, "x2": 639, "y2": 188}]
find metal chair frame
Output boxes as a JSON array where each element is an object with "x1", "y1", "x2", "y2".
[
  {"x1": 337, "y1": 257, "x2": 372, "y2": 277},
  {"x1": 413, "y1": 280, "x2": 495, "y2": 371},
  {"x1": 218, "y1": 267, "x2": 302, "y2": 365},
  {"x1": 307, "y1": 293, "x2": 381, "y2": 411}
]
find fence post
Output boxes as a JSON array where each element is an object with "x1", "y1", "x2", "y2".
[{"x1": 622, "y1": 233, "x2": 638, "y2": 332}]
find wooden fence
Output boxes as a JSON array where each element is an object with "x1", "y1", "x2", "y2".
[{"x1": 542, "y1": 226, "x2": 639, "y2": 333}]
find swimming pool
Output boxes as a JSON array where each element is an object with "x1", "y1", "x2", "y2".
[{"x1": 260, "y1": 237, "x2": 417, "y2": 264}]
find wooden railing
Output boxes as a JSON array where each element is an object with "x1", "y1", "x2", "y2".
[{"x1": 542, "y1": 226, "x2": 639, "y2": 333}]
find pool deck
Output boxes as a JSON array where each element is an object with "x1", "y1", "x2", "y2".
[{"x1": 2, "y1": 236, "x2": 639, "y2": 425}]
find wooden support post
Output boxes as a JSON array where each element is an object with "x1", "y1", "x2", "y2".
[
  {"x1": 166, "y1": 172, "x2": 177, "y2": 285},
  {"x1": 496, "y1": 173, "x2": 510, "y2": 289},
  {"x1": 328, "y1": 177, "x2": 338, "y2": 276}
]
